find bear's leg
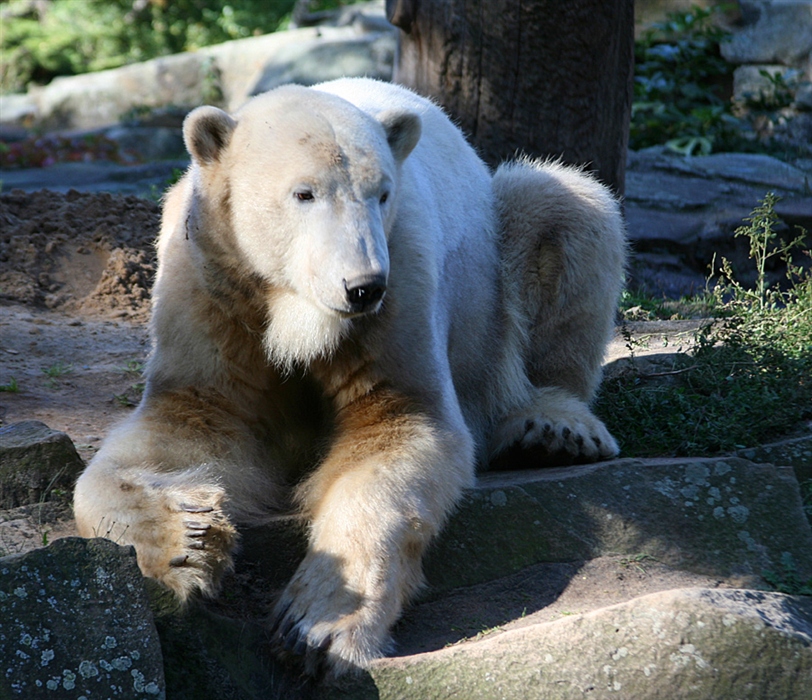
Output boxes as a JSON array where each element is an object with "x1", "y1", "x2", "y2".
[
  {"x1": 73, "y1": 388, "x2": 275, "y2": 601},
  {"x1": 490, "y1": 159, "x2": 626, "y2": 463},
  {"x1": 271, "y1": 388, "x2": 472, "y2": 675},
  {"x1": 75, "y1": 460, "x2": 236, "y2": 601}
]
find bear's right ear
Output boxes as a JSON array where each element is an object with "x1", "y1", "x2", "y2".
[
  {"x1": 183, "y1": 106, "x2": 237, "y2": 165},
  {"x1": 378, "y1": 109, "x2": 421, "y2": 163}
]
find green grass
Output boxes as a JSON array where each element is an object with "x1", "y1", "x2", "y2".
[
  {"x1": 0, "y1": 378, "x2": 20, "y2": 392},
  {"x1": 619, "y1": 288, "x2": 718, "y2": 322},
  {"x1": 762, "y1": 553, "x2": 812, "y2": 596},
  {"x1": 42, "y1": 362, "x2": 73, "y2": 379},
  {"x1": 597, "y1": 193, "x2": 812, "y2": 458}
]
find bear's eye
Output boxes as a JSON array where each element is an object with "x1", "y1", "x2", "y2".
[
  {"x1": 379, "y1": 192, "x2": 389, "y2": 205},
  {"x1": 295, "y1": 190, "x2": 315, "y2": 202}
]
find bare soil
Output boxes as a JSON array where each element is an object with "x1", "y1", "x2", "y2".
[{"x1": 1, "y1": 189, "x2": 159, "y2": 554}]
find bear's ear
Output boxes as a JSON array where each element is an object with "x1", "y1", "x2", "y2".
[
  {"x1": 378, "y1": 110, "x2": 421, "y2": 162},
  {"x1": 183, "y1": 106, "x2": 237, "y2": 165}
]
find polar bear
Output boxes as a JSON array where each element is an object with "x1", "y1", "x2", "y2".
[{"x1": 73, "y1": 78, "x2": 625, "y2": 675}]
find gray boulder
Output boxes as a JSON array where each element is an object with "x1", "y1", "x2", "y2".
[
  {"x1": 0, "y1": 537, "x2": 164, "y2": 699},
  {"x1": 722, "y1": 1, "x2": 812, "y2": 67},
  {"x1": 625, "y1": 149, "x2": 812, "y2": 297},
  {"x1": 351, "y1": 588, "x2": 812, "y2": 700},
  {"x1": 0, "y1": 421, "x2": 84, "y2": 509},
  {"x1": 425, "y1": 456, "x2": 812, "y2": 593}
]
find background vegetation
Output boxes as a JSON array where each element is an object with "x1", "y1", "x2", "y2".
[
  {"x1": 597, "y1": 194, "x2": 811, "y2": 458},
  {"x1": 0, "y1": 0, "x2": 355, "y2": 93},
  {"x1": 631, "y1": 4, "x2": 799, "y2": 156}
]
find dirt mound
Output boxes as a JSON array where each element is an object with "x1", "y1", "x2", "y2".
[{"x1": 0, "y1": 189, "x2": 160, "y2": 319}]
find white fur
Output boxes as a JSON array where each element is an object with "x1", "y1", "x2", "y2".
[{"x1": 73, "y1": 78, "x2": 626, "y2": 675}]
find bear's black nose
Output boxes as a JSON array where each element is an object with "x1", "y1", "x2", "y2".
[{"x1": 344, "y1": 275, "x2": 387, "y2": 313}]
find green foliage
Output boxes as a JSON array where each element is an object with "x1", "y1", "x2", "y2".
[
  {"x1": 42, "y1": 362, "x2": 73, "y2": 379},
  {"x1": 597, "y1": 194, "x2": 812, "y2": 457},
  {"x1": 801, "y1": 479, "x2": 812, "y2": 525},
  {"x1": 1, "y1": 0, "x2": 298, "y2": 93},
  {"x1": 619, "y1": 288, "x2": 717, "y2": 321},
  {"x1": 42, "y1": 362, "x2": 73, "y2": 388},
  {"x1": 631, "y1": 4, "x2": 740, "y2": 155},
  {"x1": 122, "y1": 359, "x2": 145, "y2": 375},
  {"x1": 711, "y1": 192, "x2": 808, "y2": 311}
]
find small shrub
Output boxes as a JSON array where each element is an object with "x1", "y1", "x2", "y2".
[
  {"x1": 597, "y1": 193, "x2": 812, "y2": 457},
  {"x1": 0, "y1": 378, "x2": 20, "y2": 393}
]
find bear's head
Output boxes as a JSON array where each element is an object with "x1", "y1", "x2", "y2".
[{"x1": 182, "y1": 85, "x2": 421, "y2": 370}]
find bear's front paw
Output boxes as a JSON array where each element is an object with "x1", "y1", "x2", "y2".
[
  {"x1": 270, "y1": 552, "x2": 395, "y2": 677},
  {"x1": 134, "y1": 483, "x2": 238, "y2": 602}
]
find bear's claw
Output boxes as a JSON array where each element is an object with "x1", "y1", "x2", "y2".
[{"x1": 179, "y1": 502, "x2": 214, "y2": 513}]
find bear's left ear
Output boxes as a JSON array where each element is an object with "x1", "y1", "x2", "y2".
[
  {"x1": 378, "y1": 110, "x2": 421, "y2": 162},
  {"x1": 183, "y1": 106, "x2": 237, "y2": 165}
]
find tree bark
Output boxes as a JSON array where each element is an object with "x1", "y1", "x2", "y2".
[{"x1": 386, "y1": 0, "x2": 634, "y2": 196}]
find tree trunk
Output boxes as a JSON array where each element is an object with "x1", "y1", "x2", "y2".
[{"x1": 385, "y1": 0, "x2": 634, "y2": 196}]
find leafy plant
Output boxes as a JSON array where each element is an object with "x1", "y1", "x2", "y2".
[
  {"x1": 42, "y1": 362, "x2": 73, "y2": 379},
  {"x1": 801, "y1": 479, "x2": 812, "y2": 526},
  {"x1": 631, "y1": 4, "x2": 741, "y2": 155},
  {"x1": 122, "y1": 360, "x2": 145, "y2": 375},
  {"x1": 711, "y1": 192, "x2": 808, "y2": 310},
  {"x1": 597, "y1": 193, "x2": 812, "y2": 457},
  {"x1": 114, "y1": 382, "x2": 145, "y2": 407},
  {"x1": 42, "y1": 362, "x2": 73, "y2": 388}
]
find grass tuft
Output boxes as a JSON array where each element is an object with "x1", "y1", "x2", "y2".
[{"x1": 598, "y1": 193, "x2": 811, "y2": 458}]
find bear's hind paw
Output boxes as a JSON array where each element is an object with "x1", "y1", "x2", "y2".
[
  {"x1": 519, "y1": 416, "x2": 618, "y2": 461},
  {"x1": 492, "y1": 392, "x2": 620, "y2": 467}
]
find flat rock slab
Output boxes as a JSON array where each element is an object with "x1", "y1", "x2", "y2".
[
  {"x1": 0, "y1": 537, "x2": 164, "y2": 699},
  {"x1": 239, "y1": 456, "x2": 812, "y2": 597},
  {"x1": 739, "y1": 434, "x2": 812, "y2": 485},
  {"x1": 345, "y1": 588, "x2": 812, "y2": 700},
  {"x1": 0, "y1": 420, "x2": 84, "y2": 508},
  {"x1": 424, "y1": 456, "x2": 812, "y2": 594}
]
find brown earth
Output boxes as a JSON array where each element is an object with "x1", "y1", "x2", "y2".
[
  {"x1": 0, "y1": 189, "x2": 159, "y2": 554},
  {"x1": 0, "y1": 189, "x2": 158, "y2": 446}
]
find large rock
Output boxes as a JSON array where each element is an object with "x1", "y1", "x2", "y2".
[
  {"x1": 348, "y1": 588, "x2": 812, "y2": 700},
  {"x1": 238, "y1": 455, "x2": 812, "y2": 596},
  {"x1": 0, "y1": 537, "x2": 165, "y2": 699},
  {"x1": 424, "y1": 456, "x2": 812, "y2": 594},
  {"x1": 625, "y1": 149, "x2": 812, "y2": 297},
  {"x1": 0, "y1": 421, "x2": 84, "y2": 508},
  {"x1": 148, "y1": 583, "x2": 315, "y2": 700},
  {"x1": 722, "y1": 1, "x2": 812, "y2": 67}
]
